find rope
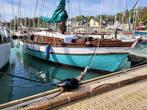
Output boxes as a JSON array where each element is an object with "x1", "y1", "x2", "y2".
[
  {"x1": 0, "y1": 72, "x2": 45, "y2": 84},
  {"x1": 47, "y1": 90, "x2": 63, "y2": 100},
  {"x1": 0, "y1": 73, "x2": 61, "y2": 88},
  {"x1": 0, "y1": 83, "x2": 42, "y2": 88},
  {"x1": 92, "y1": 83, "x2": 115, "y2": 91},
  {"x1": 0, "y1": 71, "x2": 61, "y2": 87},
  {"x1": 132, "y1": 0, "x2": 140, "y2": 10},
  {"x1": 82, "y1": 40, "x2": 101, "y2": 76},
  {"x1": 0, "y1": 82, "x2": 61, "y2": 88}
]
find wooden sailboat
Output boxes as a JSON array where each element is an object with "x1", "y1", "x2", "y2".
[{"x1": 21, "y1": 0, "x2": 135, "y2": 72}]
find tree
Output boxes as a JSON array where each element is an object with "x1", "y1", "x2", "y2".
[
  {"x1": 75, "y1": 15, "x2": 85, "y2": 22},
  {"x1": 87, "y1": 16, "x2": 94, "y2": 22}
]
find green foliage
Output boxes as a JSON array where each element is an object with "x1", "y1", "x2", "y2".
[
  {"x1": 87, "y1": 16, "x2": 94, "y2": 21},
  {"x1": 140, "y1": 7, "x2": 147, "y2": 22},
  {"x1": 9, "y1": 17, "x2": 49, "y2": 30},
  {"x1": 75, "y1": 15, "x2": 85, "y2": 22},
  {"x1": 145, "y1": 25, "x2": 147, "y2": 30},
  {"x1": 95, "y1": 15, "x2": 100, "y2": 22},
  {"x1": 9, "y1": 7, "x2": 147, "y2": 30},
  {"x1": 119, "y1": 7, "x2": 147, "y2": 23}
]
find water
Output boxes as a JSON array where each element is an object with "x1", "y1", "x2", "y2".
[
  {"x1": 1, "y1": 37, "x2": 146, "y2": 105},
  {"x1": 131, "y1": 40, "x2": 147, "y2": 58},
  {"x1": 0, "y1": 46, "x2": 102, "y2": 104},
  {"x1": 132, "y1": 42, "x2": 147, "y2": 53}
]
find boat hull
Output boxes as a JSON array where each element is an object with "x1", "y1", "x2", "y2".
[
  {"x1": 0, "y1": 43, "x2": 11, "y2": 69},
  {"x1": 22, "y1": 42, "x2": 131, "y2": 72},
  {"x1": 135, "y1": 31, "x2": 147, "y2": 35}
]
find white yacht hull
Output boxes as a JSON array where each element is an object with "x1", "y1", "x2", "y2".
[{"x1": 0, "y1": 43, "x2": 11, "y2": 69}]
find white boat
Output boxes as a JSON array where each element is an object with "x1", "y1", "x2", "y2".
[{"x1": 0, "y1": 27, "x2": 11, "y2": 69}]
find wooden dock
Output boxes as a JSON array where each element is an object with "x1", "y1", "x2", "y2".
[{"x1": 0, "y1": 64, "x2": 147, "y2": 110}]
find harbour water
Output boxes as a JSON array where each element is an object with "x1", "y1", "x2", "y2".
[
  {"x1": 0, "y1": 45, "x2": 102, "y2": 104},
  {"x1": 0, "y1": 40, "x2": 146, "y2": 105}
]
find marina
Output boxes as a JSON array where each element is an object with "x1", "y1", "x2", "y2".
[
  {"x1": 0, "y1": 64, "x2": 147, "y2": 110},
  {"x1": 0, "y1": 0, "x2": 147, "y2": 109},
  {"x1": 0, "y1": 45, "x2": 100, "y2": 104},
  {"x1": 20, "y1": 0, "x2": 135, "y2": 72}
]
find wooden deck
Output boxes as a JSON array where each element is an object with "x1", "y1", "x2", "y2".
[
  {"x1": 0, "y1": 64, "x2": 147, "y2": 110},
  {"x1": 56, "y1": 80, "x2": 147, "y2": 110}
]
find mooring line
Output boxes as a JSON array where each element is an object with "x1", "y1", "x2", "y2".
[
  {"x1": 0, "y1": 72, "x2": 45, "y2": 84},
  {"x1": 0, "y1": 72, "x2": 62, "y2": 88}
]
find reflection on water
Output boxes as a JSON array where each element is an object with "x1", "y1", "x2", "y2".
[
  {"x1": 131, "y1": 42, "x2": 147, "y2": 55},
  {"x1": 0, "y1": 46, "x2": 101, "y2": 104}
]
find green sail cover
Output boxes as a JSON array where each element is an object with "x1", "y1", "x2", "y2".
[{"x1": 41, "y1": 0, "x2": 68, "y2": 23}]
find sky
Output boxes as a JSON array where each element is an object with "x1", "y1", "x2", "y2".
[{"x1": 0, "y1": 0, "x2": 147, "y2": 21}]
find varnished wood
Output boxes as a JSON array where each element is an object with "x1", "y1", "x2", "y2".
[{"x1": 29, "y1": 35, "x2": 134, "y2": 47}]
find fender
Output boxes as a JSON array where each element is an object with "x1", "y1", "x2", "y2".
[{"x1": 46, "y1": 45, "x2": 50, "y2": 60}]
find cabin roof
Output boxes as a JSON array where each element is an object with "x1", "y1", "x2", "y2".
[{"x1": 33, "y1": 31, "x2": 77, "y2": 43}]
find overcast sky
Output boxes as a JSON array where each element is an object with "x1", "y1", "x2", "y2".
[{"x1": 0, "y1": 0, "x2": 147, "y2": 21}]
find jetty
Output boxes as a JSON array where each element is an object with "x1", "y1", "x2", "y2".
[{"x1": 0, "y1": 64, "x2": 147, "y2": 110}]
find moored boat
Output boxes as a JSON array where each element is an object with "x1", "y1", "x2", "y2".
[
  {"x1": 21, "y1": 30, "x2": 134, "y2": 72},
  {"x1": 0, "y1": 27, "x2": 11, "y2": 69},
  {"x1": 21, "y1": 0, "x2": 135, "y2": 72}
]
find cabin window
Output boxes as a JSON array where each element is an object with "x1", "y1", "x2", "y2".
[
  {"x1": 88, "y1": 37, "x2": 94, "y2": 41},
  {"x1": 71, "y1": 39, "x2": 76, "y2": 43},
  {"x1": 24, "y1": 31, "x2": 27, "y2": 33},
  {"x1": 31, "y1": 35, "x2": 34, "y2": 41},
  {"x1": 49, "y1": 39, "x2": 52, "y2": 41},
  {"x1": 58, "y1": 39, "x2": 62, "y2": 42}
]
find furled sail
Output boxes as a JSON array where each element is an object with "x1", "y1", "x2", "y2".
[{"x1": 41, "y1": 0, "x2": 68, "y2": 23}]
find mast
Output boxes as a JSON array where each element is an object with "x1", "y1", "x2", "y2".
[
  {"x1": 122, "y1": 0, "x2": 127, "y2": 24},
  {"x1": 99, "y1": 0, "x2": 102, "y2": 32},
  {"x1": 132, "y1": 0, "x2": 139, "y2": 37},
  {"x1": 79, "y1": 0, "x2": 81, "y2": 17},
  {"x1": 114, "y1": 0, "x2": 118, "y2": 26},
  {"x1": 114, "y1": 0, "x2": 119, "y2": 39},
  {"x1": 67, "y1": 0, "x2": 70, "y2": 33},
  {"x1": 0, "y1": 14, "x2": 1, "y2": 24},
  {"x1": 11, "y1": 0, "x2": 15, "y2": 30},
  {"x1": 17, "y1": 0, "x2": 20, "y2": 30},
  {"x1": 34, "y1": 0, "x2": 38, "y2": 29}
]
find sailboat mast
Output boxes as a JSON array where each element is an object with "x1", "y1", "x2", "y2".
[
  {"x1": 132, "y1": 0, "x2": 140, "y2": 35},
  {"x1": 17, "y1": 0, "x2": 20, "y2": 29},
  {"x1": 99, "y1": 0, "x2": 102, "y2": 32},
  {"x1": 79, "y1": 0, "x2": 81, "y2": 16},
  {"x1": 0, "y1": 14, "x2": 1, "y2": 24},
  {"x1": 0, "y1": 14, "x2": 2, "y2": 27},
  {"x1": 11, "y1": 0, "x2": 15, "y2": 30},
  {"x1": 67, "y1": 0, "x2": 70, "y2": 33},
  {"x1": 114, "y1": 0, "x2": 119, "y2": 39},
  {"x1": 121, "y1": 0, "x2": 124, "y2": 23},
  {"x1": 114, "y1": 0, "x2": 117, "y2": 26}
]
